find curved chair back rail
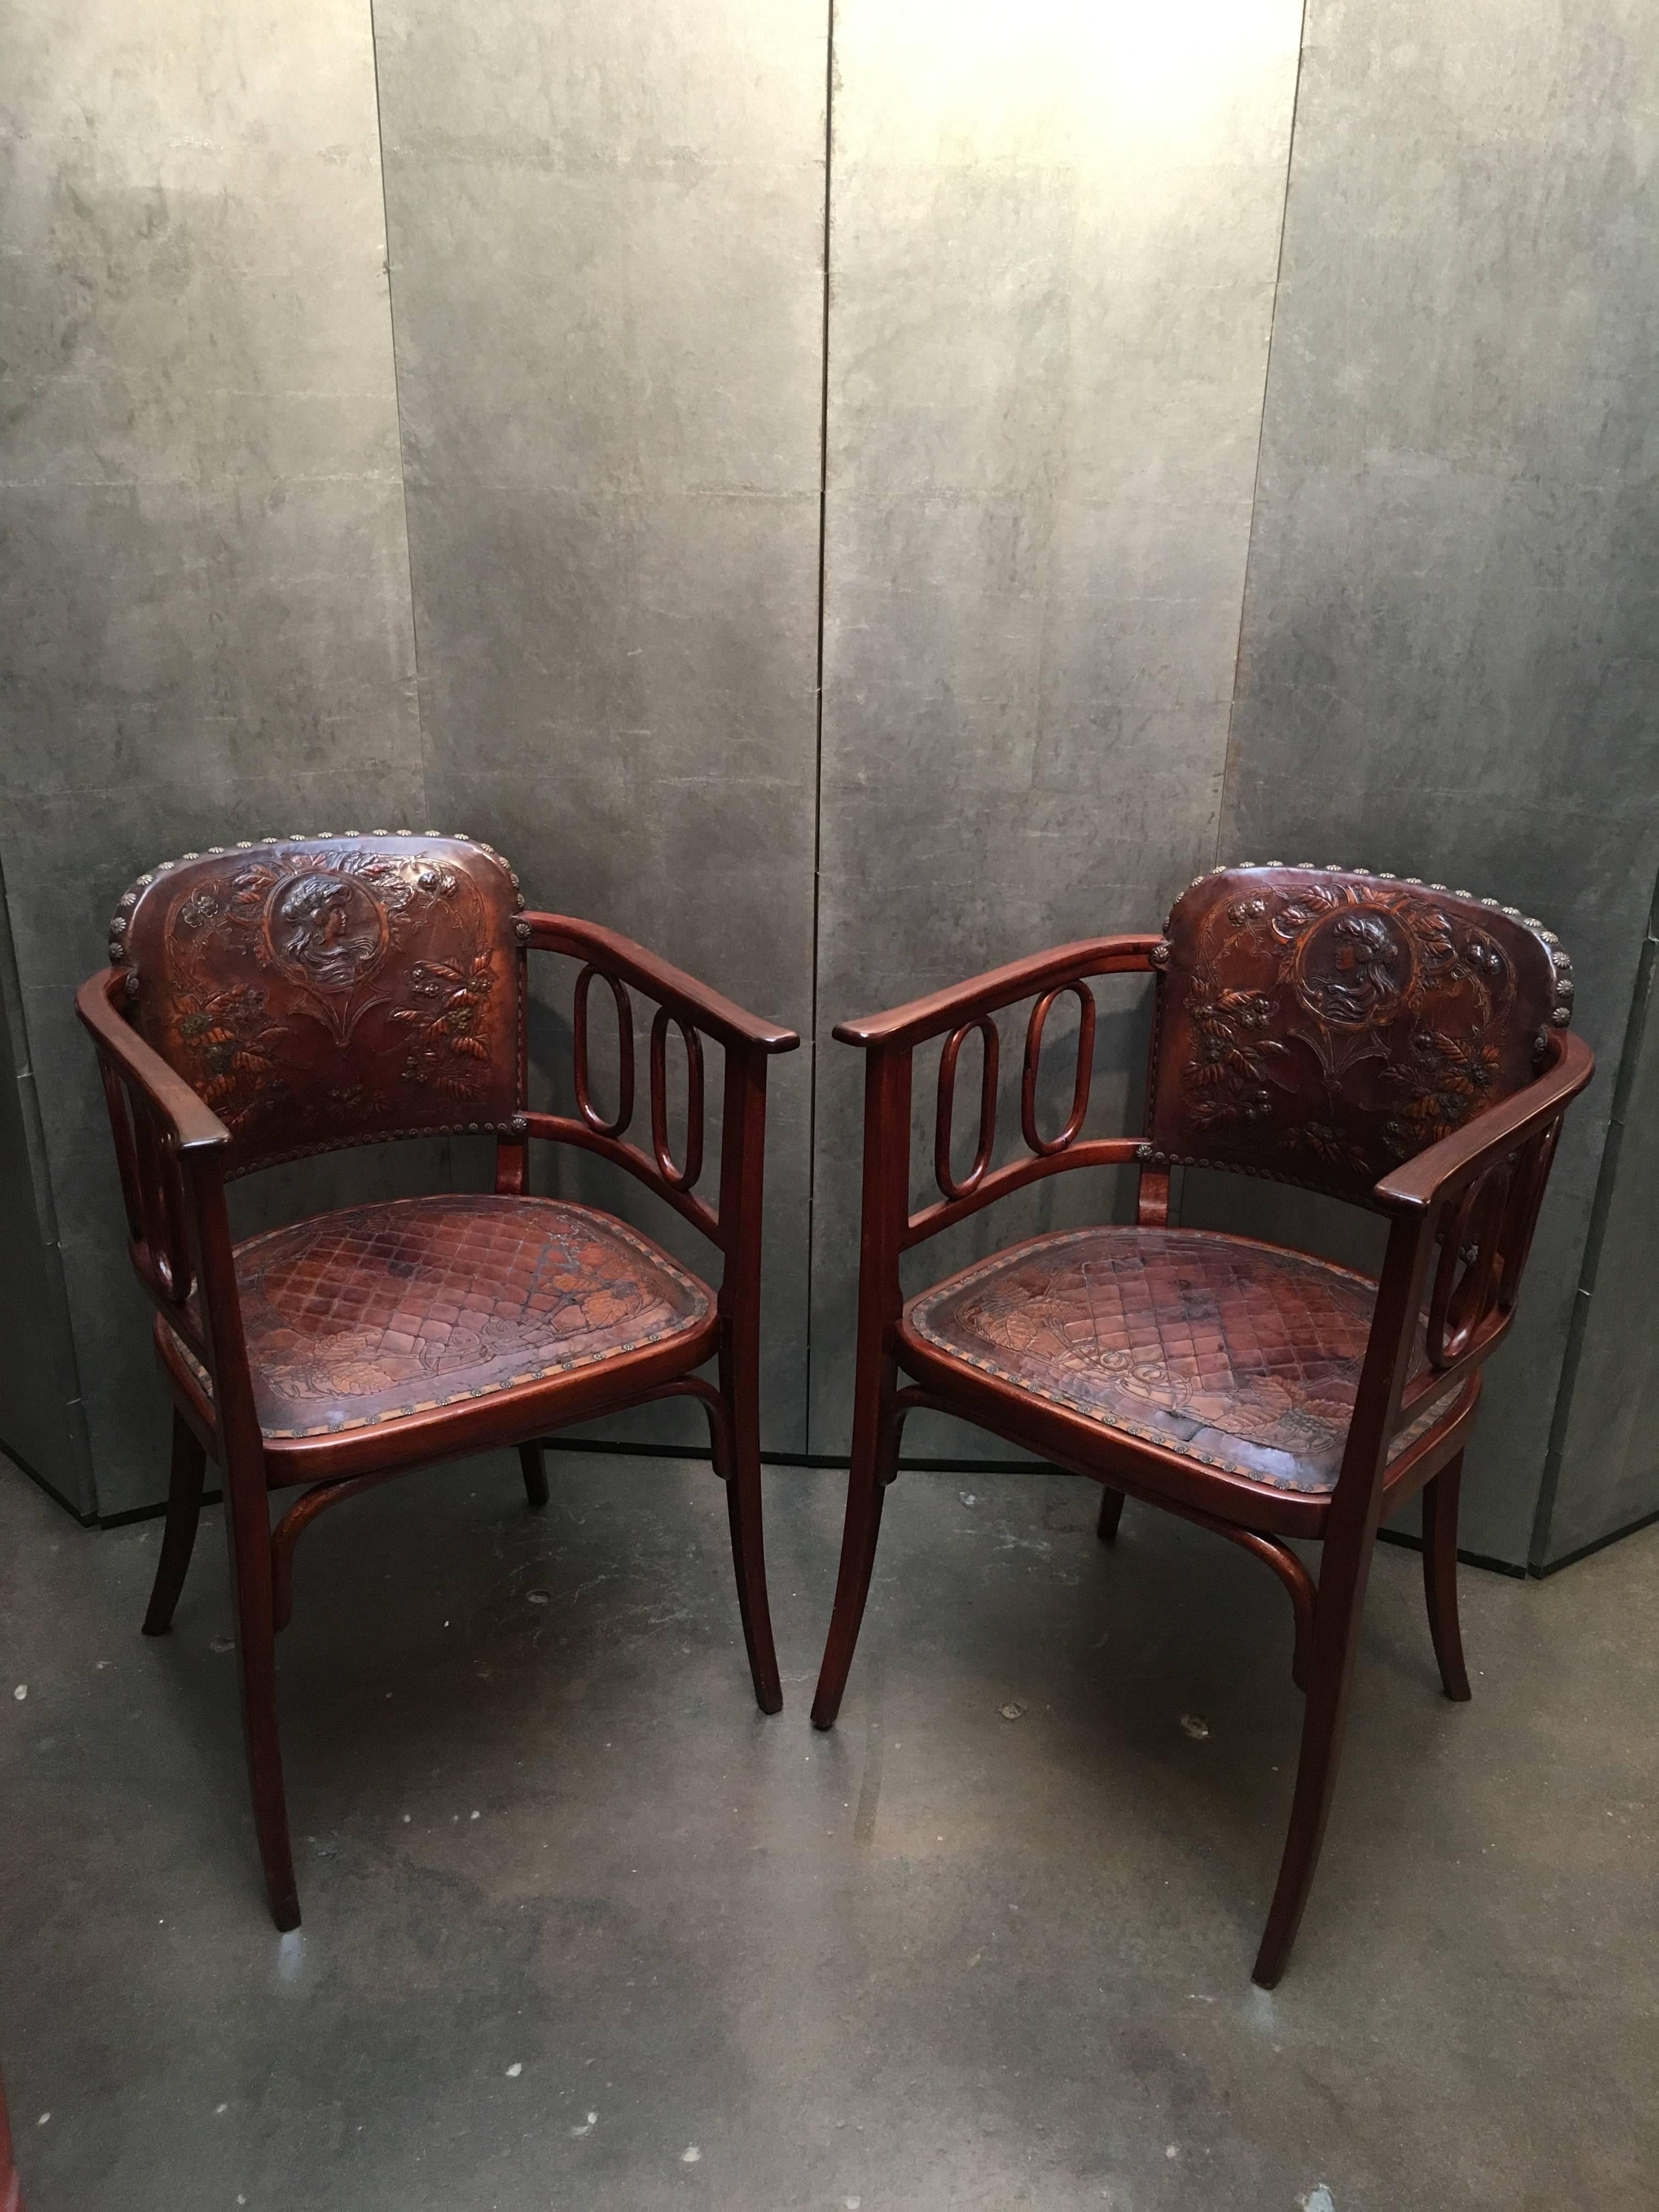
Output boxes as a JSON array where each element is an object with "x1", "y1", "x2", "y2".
[
  {"x1": 813, "y1": 864, "x2": 1593, "y2": 1989},
  {"x1": 76, "y1": 833, "x2": 798, "y2": 1932}
]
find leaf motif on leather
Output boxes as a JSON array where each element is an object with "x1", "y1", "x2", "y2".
[
  {"x1": 1149, "y1": 868, "x2": 1559, "y2": 1203},
  {"x1": 122, "y1": 836, "x2": 522, "y2": 1171}
]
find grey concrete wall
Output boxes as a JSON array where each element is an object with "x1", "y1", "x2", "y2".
[
  {"x1": 806, "y1": 0, "x2": 1307, "y2": 1449},
  {"x1": 0, "y1": 0, "x2": 426, "y2": 1515},
  {"x1": 1216, "y1": 0, "x2": 1659, "y2": 1564},
  {"x1": 5, "y1": 0, "x2": 1656, "y2": 1556},
  {"x1": 373, "y1": 0, "x2": 827, "y2": 1449}
]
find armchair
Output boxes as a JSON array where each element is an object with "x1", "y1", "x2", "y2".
[
  {"x1": 811, "y1": 864, "x2": 1592, "y2": 1984},
  {"x1": 78, "y1": 832, "x2": 798, "y2": 1928}
]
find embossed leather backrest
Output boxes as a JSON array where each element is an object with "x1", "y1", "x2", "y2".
[
  {"x1": 110, "y1": 833, "x2": 525, "y2": 1175},
  {"x1": 1144, "y1": 866, "x2": 1573, "y2": 1205}
]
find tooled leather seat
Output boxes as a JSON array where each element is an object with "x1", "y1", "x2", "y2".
[
  {"x1": 157, "y1": 1192, "x2": 715, "y2": 1441},
  {"x1": 905, "y1": 1225, "x2": 1459, "y2": 1496}
]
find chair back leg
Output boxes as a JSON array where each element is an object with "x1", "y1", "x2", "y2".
[
  {"x1": 1095, "y1": 1487, "x2": 1125, "y2": 1544},
  {"x1": 518, "y1": 1440, "x2": 550, "y2": 1511},
  {"x1": 142, "y1": 1410, "x2": 208, "y2": 1637},
  {"x1": 222, "y1": 1455, "x2": 300, "y2": 1929},
  {"x1": 1420, "y1": 1454, "x2": 1472, "y2": 1701}
]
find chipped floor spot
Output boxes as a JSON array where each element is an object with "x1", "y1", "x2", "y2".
[
  {"x1": 36, "y1": 2113, "x2": 49, "y2": 2126},
  {"x1": 680, "y1": 2145, "x2": 701, "y2": 2163},
  {"x1": 1179, "y1": 1713, "x2": 1211, "y2": 1740},
  {"x1": 210, "y1": 1637, "x2": 234, "y2": 1655},
  {"x1": 505, "y1": 2062, "x2": 522, "y2": 2078},
  {"x1": 1000, "y1": 1702, "x2": 1026, "y2": 1721},
  {"x1": 571, "y1": 2111, "x2": 597, "y2": 2136},
  {"x1": 1301, "y1": 2189, "x2": 1337, "y2": 2211},
  {"x1": 960, "y1": 1493, "x2": 976, "y2": 1505},
  {"x1": 527, "y1": 1588, "x2": 551, "y2": 1605},
  {"x1": 216, "y1": 2102, "x2": 229, "y2": 2115},
  {"x1": 1166, "y1": 2144, "x2": 1178, "y2": 2158},
  {"x1": 13, "y1": 1685, "x2": 26, "y2": 1700}
]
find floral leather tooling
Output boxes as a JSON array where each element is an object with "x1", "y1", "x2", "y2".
[
  {"x1": 109, "y1": 833, "x2": 525, "y2": 1173},
  {"x1": 1142, "y1": 866, "x2": 1572, "y2": 1203}
]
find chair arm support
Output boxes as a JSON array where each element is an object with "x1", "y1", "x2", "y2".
[
  {"x1": 1372, "y1": 1029, "x2": 1594, "y2": 1214},
  {"x1": 75, "y1": 970, "x2": 231, "y2": 1152},
  {"x1": 521, "y1": 913, "x2": 800, "y2": 1056},
  {"x1": 833, "y1": 935, "x2": 1164, "y2": 1051}
]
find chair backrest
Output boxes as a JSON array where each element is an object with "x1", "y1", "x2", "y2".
[
  {"x1": 109, "y1": 832, "x2": 526, "y2": 1175},
  {"x1": 1144, "y1": 864, "x2": 1574, "y2": 1206}
]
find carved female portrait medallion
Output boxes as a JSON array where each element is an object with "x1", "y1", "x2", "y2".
[
  {"x1": 266, "y1": 872, "x2": 389, "y2": 992},
  {"x1": 1290, "y1": 906, "x2": 1414, "y2": 1030}
]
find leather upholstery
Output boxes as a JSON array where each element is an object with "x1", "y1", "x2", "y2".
[
  {"x1": 159, "y1": 1194, "x2": 713, "y2": 1441},
  {"x1": 905, "y1": 1226, "x2": 1455, "y2": 1493},
  {"x1": 1146, "y1": 867, "x2": 1572, "y2": 1204},
  {"x1": 111, "y1": 834, "x2": 524, "y2": 1175}
]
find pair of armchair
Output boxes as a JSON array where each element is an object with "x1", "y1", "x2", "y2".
[{"x1": 78, "y1": 837, "x2": 1590, "y2": 1983}]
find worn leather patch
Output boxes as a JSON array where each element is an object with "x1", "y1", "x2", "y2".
[
  {"x1": 906, "y1": 1225, "x2": 1455, "y2": 1492},
  {"x1": 160, "y1": 1194, "x2": 712, "y2": 1440}
]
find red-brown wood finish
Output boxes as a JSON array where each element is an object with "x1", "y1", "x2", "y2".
[
  {"x1": 0, "y1": 2056, "x2": 20, "y2": 2212},
  {"x1": 79, "y1": 834, "x2": 798, "y2": 1929},
  {"x1": 811, "y1": 865, "x2": 1592, "y2": 1984}
]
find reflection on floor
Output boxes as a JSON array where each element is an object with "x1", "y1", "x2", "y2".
[{"x1": 0, "y1": 1451, "x2": 1654, "y2": 2211}]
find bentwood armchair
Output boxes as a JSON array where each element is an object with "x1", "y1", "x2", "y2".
[
  {"x1": 812, "y1": 864, "x2": 1592, "y2": 1984},
  {"x1": 77, "y1": 833, "x2": 797, "y2": 1928}
]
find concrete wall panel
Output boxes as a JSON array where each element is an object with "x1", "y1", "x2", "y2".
[
  {"x1": 374, "y1": 0, "x2": 827, "y2": 1447},
  {"x1": 1217, "y1": 0, "x2": 1659, "y2": 1562},
  {"x1": 0, "y1": 0, "x2": 425, "y2": 1514},
  {"x1": 808, "y1": 0, "x2": 1306, "y2": 1448}
]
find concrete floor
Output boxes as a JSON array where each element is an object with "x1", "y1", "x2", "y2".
[{"x1": 0, "y1": 1451, "x2": 1653, "y2": 2212}]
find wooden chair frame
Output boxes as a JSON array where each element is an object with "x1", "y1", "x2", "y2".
[
  {"x1": 78, "y1": 907, "x2": 797, "y2": 1930},
  {"x1": 810, "y1": 927, "x2": 1593, "y2": 1984}
]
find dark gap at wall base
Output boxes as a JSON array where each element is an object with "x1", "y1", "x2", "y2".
[
  {"x1": 1528, "y1": 1503, "x2": 1659, "y2": 1578},
  {"x1": 73, "y1": 1436, "x2": 1645, "y2": 1578},
  {"x1": 1373, "y1": 1525, "x2": 1524, "y2": 1581},
  {"x1": 5, "y1": 1438, "x2": 98, "y2": 1528}
]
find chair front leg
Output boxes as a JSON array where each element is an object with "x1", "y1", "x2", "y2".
[
  {"x1": 719, "y1": 1331, "x2": 782, "y2": 1715},
  {"x1": 1420, "y1": 1452, "x2": 1471, "y2": 1701},
  {"x1": 222, "y1": 1453, "x2": 300, "y2": 1931},
  {"x1": 1252, "y1": 1527, "x2": 1376, "y2": 1987},
  {"x1": 143, "y1": 1408, "x2": 208, "y2": 1636},
  {"x1": 811, "y1": 1348, "x2": 900, "y2": 1730},
  {"x1": 1095, "y1": 1487, "x2": 1126, "y2": 1544}
]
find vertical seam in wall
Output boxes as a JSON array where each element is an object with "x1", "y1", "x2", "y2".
[
  {"x1": 1215, "y1": 0, "x2": 1310, "y2": 868},
  {"x1": 803, "y1": 0, "x2": 834, "y2": 1444},
  {"x1": 368, "y1": 0, "x2": 432, "y2": 833},
  {"x1": 0, "y1": 849, "x2": 95, "y2": 1517},
  {"x1": 1529, "y1": 863, "x2": 1659, "y2": 1568}
]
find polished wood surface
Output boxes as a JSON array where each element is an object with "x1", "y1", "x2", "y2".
[
  {"x1": 79, "y1": 836, "x2": 798, "y2": 1929},
  {"x1": 811, "y1": 864, "x2": 1593, "y2": 1985}
]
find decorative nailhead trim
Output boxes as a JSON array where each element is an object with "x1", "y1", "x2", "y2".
[
  {"x1": 1166, "y1": 861, "x2": 1573, "y2": 1028},
  {"x1": 108, "y1": 829, "x2": 527, "y2": 963}
]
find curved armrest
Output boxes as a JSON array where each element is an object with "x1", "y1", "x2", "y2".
[
  {"x1": 833, "y1": 934, "x2": 1163, "y2": 1051},
  {"x1": 521, "y1": 913, "x2": 799, "y2": 1056},
  {"x1": 1373, "y1": 1029, "x2": 1594, "y2": 1214},
  {"x1": 75, "y1": 970, "x2": 230, "y2": 1151}
]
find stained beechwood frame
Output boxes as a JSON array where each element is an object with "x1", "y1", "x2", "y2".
[
  {"x1": 811, "y1": 864, "x2": 1593, "y2": 1984},
  {"x1": 77, "y1": 831, "x2": 797, "y2": 1929}
]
